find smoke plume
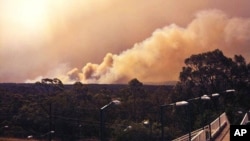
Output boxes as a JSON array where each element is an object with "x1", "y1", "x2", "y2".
[{"x1": 59, "y1": 10, "x2": 250, "y2": 84}]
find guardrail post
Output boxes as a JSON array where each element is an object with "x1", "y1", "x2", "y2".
[
  {"x1": 209, "y1": 124, "x2": 212, "y2": 141},
  {"x1": 219, "y1": 115, "x2": 221, "y2": 130}
]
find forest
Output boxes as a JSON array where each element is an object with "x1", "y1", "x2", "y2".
[{"x1": 0, "y1": 49, "x2": 250, "y2": 141}]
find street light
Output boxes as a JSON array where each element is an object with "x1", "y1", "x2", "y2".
[
  {"x1": 204, "y1": 89, "x2": 235, "y2": 139},
  {"x1": 210, "y1": 89, "x2": 235, "y2": 137},
  {"x1": 201, "y1": 95, "x2": 211, "y2": 100},
  {"x1": 199, "y1": 94, "x2": 211, "y2": 131},
  {"x1": 185, "y1": 95, "x2": 212, "y2": 140},
  {"x1": 211, "y1": 93, "x2": 219, "y2": 97},
  {"x1": 211, "y1": 89, "x2": 235, "y2": 121},
  {"x1": 160, "y1": 89, "x2": 235, "y2": 141},
  {"x1": 143, "y1": 119, "x2": 153, "y2": 139},
  {"x1": 160, "y1": 101, "x2": 188, "y2": 141},
  {"x1": 100, "y1": 99, "x2": 121, "y2": 141},
  {"x1": 27, "y1": 135, "x2": 33, "y2": 139},
  {"x1": 225, "y1": 89, "x2": 235, "y2": 93}
]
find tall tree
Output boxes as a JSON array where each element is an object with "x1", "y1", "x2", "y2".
[
  {"x1": 128, "y1": 78, "x2": 143, "y2": 122},
  {"x1": 173, "y1": 49, "x2": 250, "y2": 100},
  {"x1": 171, "y1": 49, "x2": 250, "y2": 124}
]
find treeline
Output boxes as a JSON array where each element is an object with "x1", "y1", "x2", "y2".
[
  {"x1": 0, "y1": 49, "x2": 249, "y2": 141},
  {"x1": 0, "y1": 81, "x2": 173, "y2": 141}
]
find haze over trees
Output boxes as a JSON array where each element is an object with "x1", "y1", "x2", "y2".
[{"x1": 0, "y1": 49, "x2": 249, "y2": 140}]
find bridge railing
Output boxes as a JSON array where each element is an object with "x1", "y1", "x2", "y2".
[
  {"x1": 190, "y1": 130, "x2": 206, "y2": 141},
  {"x1": 172, "y1": 128, "x2": 203, "y2": 141},
  {"x1": 172, "y1": 112, "x2": 229, "y2": 141},
  {"x1": 173, "y1": 112, "x2": 250, "y2": 141},
  {"x1": 240, "y1": 113, "x2": 249, "y2": 125},
  {"x1": 210, "y1": 113, "x2": 228, "y2": 139}
]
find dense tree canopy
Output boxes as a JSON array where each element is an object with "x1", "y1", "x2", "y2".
[
  {"x1": 174, "y1": 49, "x2": 249, "y2": 99},
  {"x1": 172, "y1": 49, "x2": 250, "y2": 126},
  {"x1": 0, "y1": 81, "x2": 173, "y2": 140}
]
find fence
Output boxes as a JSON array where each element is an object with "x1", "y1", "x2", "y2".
[
  {"x1": 172, "y1": 128, "x2": 203, "y2": 141},
  {"x1": 172, "y1": 112, "x2": 229, "y2": 141},
  {"x1": 240, "y1": 113, "x2": 249, "y2": 125},
  {"x1": 190, "y1": 130, "x2": 206, "y2": 141}
]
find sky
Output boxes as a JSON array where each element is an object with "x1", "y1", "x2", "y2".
[{"x1": 1, "y1": 0, "x2": 250, "y2": 84}]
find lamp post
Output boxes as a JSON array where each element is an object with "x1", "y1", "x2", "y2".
[
  {"x1": 198, "y1": 89, "x2": 235, "y2": 138},
  {"x1": 210, "y1": 93, "x2": 220, "y2": 129},
  {"x1": 225, "y1": 89, "x2": 235, "y2": 93},
  {"x1": 186, "y1": 95, "x2": 210, "y2": 127},
  {"x1": 200, "y1": 95, "x2": 211, "y2": 130},
  {"x1": 143, "y1": 119, "x2": 152, "y2": 139},
  {"x1": 211, "y1": 89, "x2": 235, "y2": 126},
  {"x1": 184, "y1": 95, "x2": 211, "y2": 140},
  {"x1": 160, "y1": 101, "x2": 188, "y2": 141},
  {"x1": 205, "y1": 89, "x2": 235, "y2": 139},
  {"x1": 100, "y1": 100, "x2": 121, "y2": 141},
  {"x1": 160, "y1": 89, "x2": 235, "y2": 141}
]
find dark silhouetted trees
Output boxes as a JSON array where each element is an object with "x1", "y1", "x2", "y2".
[
  {"x1": 172, "y1": 49, "x2": 250, "y2": 125},
  {"x1": 0, "y1": 49, "x2": 249, "y2": 140}
]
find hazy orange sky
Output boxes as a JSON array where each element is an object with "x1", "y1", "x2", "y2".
[{"x1": 1, "y1": 0, "x2": 250, "y2": 84}]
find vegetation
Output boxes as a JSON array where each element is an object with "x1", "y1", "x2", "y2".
[
  {"x1": 0, "y1": 81, "x2": 172, "y2": 140},
  {"x1": 0, "y1": 49, "x2": 249, "y2": 141},
  {"x1": 172, "y1": 49, "x2": 250, "y2": 126}
]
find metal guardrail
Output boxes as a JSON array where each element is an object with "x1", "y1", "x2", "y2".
[
  {"x1": 240, "y1": 113, "x2": 249, "y2": 125},
  {"x1": 173, "y1": 112, "x2": 250, "y2": 141},
  {"x1": 172, "y1": 128, "x2": 203, "y2": 141},
  {"x1": 191, "y1": 130, "x2": 206, "y2": 141},
  {"x1": 172, "y1": 113, "x2": 229, "y2": 141}
]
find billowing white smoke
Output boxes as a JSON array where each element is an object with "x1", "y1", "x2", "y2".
[{"x1": 59, "y1": 10, "x2": 250, "y2": 84}]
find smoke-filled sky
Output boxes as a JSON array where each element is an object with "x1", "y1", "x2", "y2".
[{"x1": 1, "y1": 0, "x2": 250, "y2": 84}]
